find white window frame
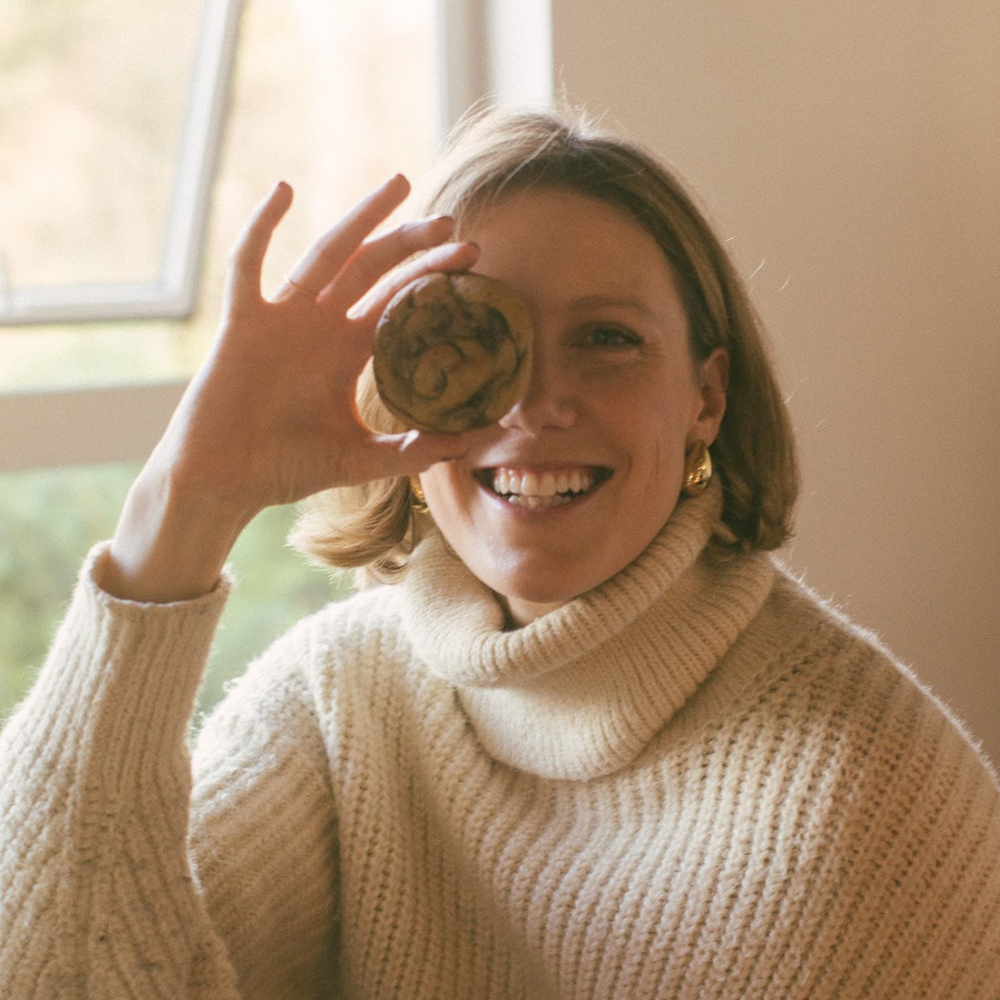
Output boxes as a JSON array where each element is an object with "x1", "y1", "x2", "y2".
[
  {"x1": 0, "y1": 0, "x2": 245, "y2": 328},
  {"x1": 0, "y1": 0, "x2": 551, "y2": 476}
]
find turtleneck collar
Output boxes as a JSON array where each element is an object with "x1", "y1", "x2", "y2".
[{"x1": 401, "y1": 484, "x2": 775, "y2": 780}]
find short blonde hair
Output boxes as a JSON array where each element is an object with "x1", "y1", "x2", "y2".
[{"x1": 291, "y1": 106, "x2": 799, "y2": 580}]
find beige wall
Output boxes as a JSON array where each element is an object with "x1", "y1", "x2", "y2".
[{"x1": 551, "y1": 0, "x2": 1000, "y2": 762}]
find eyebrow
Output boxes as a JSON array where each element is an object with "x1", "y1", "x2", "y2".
[{"x1": 567, "y1": 294, "x2": 658, "y2": 319}]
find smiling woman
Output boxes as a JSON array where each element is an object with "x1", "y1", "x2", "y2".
[
  {"x1": 0, "y1": 106, "x2": 998, "y2": 1000},
  {"x1": 295, "y1": 110, "x2": 796, "y2": 585},
  {"x1": 416, "y1": 188, "x2": 729, "y2": 625}
]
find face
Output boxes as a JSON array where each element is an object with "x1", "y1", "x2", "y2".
[{"x1": 420, "y1": 188, "x2": 727, "y2": 626}]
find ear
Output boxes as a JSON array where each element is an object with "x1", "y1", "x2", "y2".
[{"x1": 690, "y1": 346, "x2": 729, "y2": 446}]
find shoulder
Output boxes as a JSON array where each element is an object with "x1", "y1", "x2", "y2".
[
  {"x1": 295, "y1": 582, "x2": 415, "y2": 685},
  {"x1": 740, "y1": 562, "x2": 997, "y2": 782},
  {"x1": 687, "y1": 562, "x2": 1000, "y2": 990},
  {"x1": 277, "y1": 582, "x2": 409, "y2": 657},
  {"x1": 239, "y1": 580, "x2": 411, "y2": 672},
  {"x1": 770, "y1": 564, "x2": 992, "y2": 763},
  {"x1": 692, "y1": 558, "x2": 1000, "y2": 877},
  {"x1": 195, "y1": 583, "x2": 414, "y2": 757},
  {"x1": 735, "y1": 563, "x2": 1000, "y2": 911}
]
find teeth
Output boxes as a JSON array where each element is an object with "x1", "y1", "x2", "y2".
[
  {"x1": 491, "y1": 467, "x2": 595, "y2": 499},
  {"x1": 507, "y1": 493, "x2": 573, "y2": 508}
]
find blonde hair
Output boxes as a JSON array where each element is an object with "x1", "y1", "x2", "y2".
[{"x1": 291, "y1": 106, "x2": 799, "y2": 580}]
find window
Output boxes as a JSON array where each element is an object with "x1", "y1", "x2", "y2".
[
  {"x1": 1, "y1": 0, "x2": 445, "y2": 396},
  {"x1": 0, "y1": 0, "x2": 239, "y2": 326},
  {"x1": 0, "y1": 0, "x2": 552, "y2": 724},
  {"x1": 0, "y1": 0, "x2": 453, "y2": 722}
]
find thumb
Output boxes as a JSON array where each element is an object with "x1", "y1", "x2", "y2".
[
  {"x1": 394, "y1": 428, "x2": 474, "y2": 469},
  {"x1": 356, "y1": 424, "x2": 504, "y2": 480},
  {"x1": 366, "y1": 424, "x2": 501, "y2": 481}
]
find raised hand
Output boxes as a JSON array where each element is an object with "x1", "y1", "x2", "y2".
[{"x1": 102, "y1": 175, "x2": 483, "y2": 602}]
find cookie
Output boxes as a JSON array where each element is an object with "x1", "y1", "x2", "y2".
[{"x1": 373, "y1": 272, "x2": 533, "y2": 433}]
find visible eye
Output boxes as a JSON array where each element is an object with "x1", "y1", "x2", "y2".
[{"x1": 578, "y1": 325, "x2": 644, "y2": 350}]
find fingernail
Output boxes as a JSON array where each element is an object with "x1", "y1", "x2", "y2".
[{"x1": 423, "y1": 214, "x2": 455, "y2": 234}]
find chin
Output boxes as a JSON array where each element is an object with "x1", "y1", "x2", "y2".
[
  {"x1": 503, "y1": 579, "x2": 584, "y2": 606},
  {"x1": 485, "y1": 559, "x2": 607, "y2": 610}
]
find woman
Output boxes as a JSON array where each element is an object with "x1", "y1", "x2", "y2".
[{"x1": 1, "y1": 108, "x2": 998, "y2": 999}]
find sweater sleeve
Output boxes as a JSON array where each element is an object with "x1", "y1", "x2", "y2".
[{"x1": 0, "y1": 544, "x2": 340, "y2": 1000}]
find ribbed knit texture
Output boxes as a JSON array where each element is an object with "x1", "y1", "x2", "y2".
[
  {"x1": 1, "y1": 488, "x2": 999, "y2": 998},
  {"x1": 402, "y1": 490, "x2": 775, "y2": 779}
]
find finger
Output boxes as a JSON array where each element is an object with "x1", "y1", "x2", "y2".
[
  {"x1": 319, "y1": 215, "x2": 455, "y2": 313},
  {"x1": 350, "y1": 423, "x2": 504, "y2": 485},
  {"x1": 286, "y1": 174, "x2": 410, "y2": 295},
  {"x1": 226, "y1": 181, "x2": 294, "y2": 307},
  {"x1": 354, "y1": 432, "x2": 470, "y2": 484},
  {"x1": 346, "y1": 239, "x2": 481, "y2": 324}
]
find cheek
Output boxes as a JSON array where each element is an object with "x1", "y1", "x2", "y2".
[
  {"x1": 599, "y1": 370, "x2": 698, "y2": 449},
  {"x1": 609, "y1": 388, "x2": 700, "y2": 506},
  {"x1": 420, "y1": 464, "x2": 462, "y2": 512},
  {"x1": 420, "y1": 463, "x2": 487, "y2": 542}
]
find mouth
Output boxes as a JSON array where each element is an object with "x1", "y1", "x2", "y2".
[{"x1": 475, "y1": 465, "x2": 612, "y2": 508}]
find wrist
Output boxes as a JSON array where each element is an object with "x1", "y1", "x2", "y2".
[{"x1": 101, "y1": 464, "x2": 252, "y2": 603}]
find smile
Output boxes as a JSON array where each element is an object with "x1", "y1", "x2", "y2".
[{"x1": 477, "y1": 466, "x2": 611, "y2": 508}]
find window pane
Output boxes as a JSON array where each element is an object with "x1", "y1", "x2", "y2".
[
  {"x1": 0, "y1": 0, "x2": 204, "y2": 288},
  {"x1": 0, "y1": 0, "x2": 440, "y2": 390},
  {"x1": 0, "y1": 463, "x2": 346, "y2": 726}
]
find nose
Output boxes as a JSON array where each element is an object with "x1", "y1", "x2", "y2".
[{"x1": 498, "y1": 337, "x2": 577, "y2": 434}]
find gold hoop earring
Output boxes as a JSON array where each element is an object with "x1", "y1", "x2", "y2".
[
  {"x1": 682, "y1": 440, "x2": 713, "y2": 496},
  {"x1": 410, "y1": 477, "x2": 429, "y2": 514}
]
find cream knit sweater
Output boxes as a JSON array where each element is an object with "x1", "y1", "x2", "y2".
[{"x1": 1, "y1": 488, "x2": 998, "y2": 999}]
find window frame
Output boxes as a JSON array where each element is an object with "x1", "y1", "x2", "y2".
[
  {"x1": 0, "y1": 0, "x2": 550, "y2": 476},
  {"x1": 0, "y1": 0, "x2": 246, "y2": 328}
]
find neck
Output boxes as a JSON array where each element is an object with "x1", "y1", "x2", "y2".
[{"x1": 499, "y1": 593, "x2": 569, "y2": 629}]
